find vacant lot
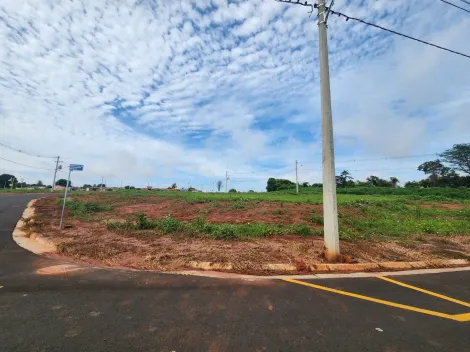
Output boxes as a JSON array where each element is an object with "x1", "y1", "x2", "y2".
[{"x1": 28, "y1": 189, "x2": 470, "y2": 273}]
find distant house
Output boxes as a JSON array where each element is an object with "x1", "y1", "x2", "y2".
[{"x1": 52, "y1": 185, "x2": 66, "y2": 191}]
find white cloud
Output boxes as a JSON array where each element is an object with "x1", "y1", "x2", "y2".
[{"x1": 0, "y1": 0, "x2": 469, "y2": 190}]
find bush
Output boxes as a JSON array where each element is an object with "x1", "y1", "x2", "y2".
[
  {"x1": 211, "y1": 224, "x2": 237, "y2": 240},
  {"x1": 157, "y1": 215, "x2": 181, "y2": 233},
  {"x1": 67, "y1": 200, "x2": 112, "y2": 215}
]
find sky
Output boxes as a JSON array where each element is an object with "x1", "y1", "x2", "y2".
[{"x1": 0, "y1": 0, "x2": 469, "y2": 191}]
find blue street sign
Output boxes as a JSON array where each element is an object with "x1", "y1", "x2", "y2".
[{"x1": 69, "y1": 164, "x2": 84, "y2": 171}]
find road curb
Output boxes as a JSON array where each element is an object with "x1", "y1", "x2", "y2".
[
  {"x1": 12, "y1": 199, "x2": 57, "y2": 255},
  {"x1": 187, "y1": 259, "x2": 470, "y2": 273}
]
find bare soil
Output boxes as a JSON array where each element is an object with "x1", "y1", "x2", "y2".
[
  {"x1": 31, "y1": 197, "x2": 470, "y2": 274},
  {"x1": 115, "y1": 198, "x2": 323, "y2": 225}
]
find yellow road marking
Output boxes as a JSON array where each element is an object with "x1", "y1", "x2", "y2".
[
  {"x1": 378, "y1": 276, "x2": 470, "y2": 308},
  {"x1": 283, "y1": 278, "x2": 470, "y2": 322}
]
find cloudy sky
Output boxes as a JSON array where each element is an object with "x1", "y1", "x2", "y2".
[{"x1": 0, "y1": 0, "x2": 469, "y2": 191}]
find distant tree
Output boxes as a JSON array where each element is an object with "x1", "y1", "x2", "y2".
[
  {"x1": 0, "y1": 174, "x2": 17, "y2": 188},
  {"x1": 311, "y1": 183, "x2": 323, "y2": 188},
  {"x1": 37, "y1": 180, "x2": 44, "y2": 187},
  {"x1": 389, "y1": 177, "x2": 400, "y2": 188},
  {"x1": 440, "y1": 144, "x2": 470, "y2": 175},
  {"x1": 336, "y1": 170, "x2": 354, "y2": 188},
  {"x1": 266, "y1": 178, "x2": 296, "y2": 192},
  {"x1": 124, "y1": 185, "x2": 130, "y2": 189},
  {"x1": 248, "y1": 190, "x2": 255, "y2": 193},
  {"x1": 55, "y1": 179, "x2": 70, "y2": 187},
  {"x1": 216, "y1": 180, "x2": 223, "y2": 192},
  {"x1": 83, "y1": 184, "x2": 92, "y2": 189},
  {"x1": 302, "y1": 182, "x2": 310, "y2": 187},
  {"x1": 171, "y1": 182, "x2": 177, "y2": 189},
  {"x1": 130, "y1": 186, "x2": 135, "y2": 190},
  {"x1": 228, "y1": 188, "x2": 237, "y2": 193},
  {"x1": 96, "y1": 183, "x2": 106, "y2": 188},
  {"x1": 417, "y1": 160, "x2": 450, "y2": 186},
  {"x1": 366, "y1": 175, "x2": 390, "y2": 187}
]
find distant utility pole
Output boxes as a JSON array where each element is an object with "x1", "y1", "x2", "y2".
[
  {"x1": 275, "y1": 0, "x2": 340, "y2": 261},
  {"x1": 51, "y1": 156, "x2": 60, "y2": 192},
  {"x1": 225, "y1": 171, "x2": 229, "y2": 193},
  {"x1": 318, "y1": 0, "x2": 340, "y2": 261},
  {"x1": 100, "y1": 176, "x2": 103, "y2": 192},
  {"x1": 295, "y1": 160, "x2": 299, "y2": 194}
]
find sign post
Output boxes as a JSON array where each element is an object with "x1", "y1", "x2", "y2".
[{"x1": 59, "y1": 164, "x2": 84, "y2": 229}]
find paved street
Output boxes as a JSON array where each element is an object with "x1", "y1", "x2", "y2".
[{"x1": 1, "y1": 194, "x2": 470, "y2": 351}]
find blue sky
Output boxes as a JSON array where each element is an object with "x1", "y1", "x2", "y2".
[{"x1": 0, "y1": 0, "x2": 469, "y2": 191}]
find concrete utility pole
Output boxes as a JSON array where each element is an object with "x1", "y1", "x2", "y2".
[
  {"x1": 51, "y1": 156, "x2": 60, "y2": 192},
  {"x1": 318, "y1": 0, "x2": 340, "y2": 261},
  {"x1": 295, "y1": 160, "x2": 299, "y2": 194},
  {"x1": 100, "y1": 176, "x2": 103, "y2": 192},
  {"x1": 225, "y1": 171, "x2": 228, "y2": 193}
]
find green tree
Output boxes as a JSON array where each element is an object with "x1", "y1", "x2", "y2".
[
  {"x1": 216, "y1": 180, "x2": 223, "y2": 192},
  {"x1": 0, "y1": 174, "x2": 18, "y2": 188},
  {"x1": 171, "y1": 182, "x2": 177, "y2": 189},
  {"x1": 37, "y1": 180, "x2": 44, "y2": 187},
  {"x1": 417, "y1": 160, "x2": 450, "y2": 186},
  {"x1": 440, "y1": 143, "x2": 470, "y2": 175},
  {"x1": 336, "y1": 170, "x2": 354, "y2": 188},
  {"x1": 389, "y1": 177, "x2": 399, "y2": 188},
  {"x1": 302, "y1": 182, "x2": 310, "y2": 187},
  {"x1": 228, "y1": 188, "x2": 237, "y2": 193},
  {"x1": 266, "y1": 178, "x2": 295, "y2": 192},
  {"x1": 55, "y1": 179, "x2": 70, "y2": 187},
  {"x1": 366, "y1": 175, "x2": 390, "y2": 187}
]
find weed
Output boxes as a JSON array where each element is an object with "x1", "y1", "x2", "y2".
[
  {"x1": 211, "y1": 224, "x2": 237, "y2": 240},
  {"x1": 158, "y1": 215, "x2": 182, "y2": 233},
  {"x1": 309, "y1": 213, "x2": 324, "y2": 224}
]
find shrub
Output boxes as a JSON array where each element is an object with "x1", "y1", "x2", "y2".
[
  {"x1": 211, "y1": 224, "x2": 237, "y2": 240},
  {"x1": 158, "y1": 215, "x2": 181, "y2": 233},
  {"x1": 309, "y1": 213, "x2": 324, "y2": 224}
]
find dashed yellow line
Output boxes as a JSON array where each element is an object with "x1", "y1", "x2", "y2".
[
  {"x1": 377, "y1": 276, "x2": 470, "y2": 308},
  {"x1": 283, "y1": 278, "x2": 470, "y2": 322}
]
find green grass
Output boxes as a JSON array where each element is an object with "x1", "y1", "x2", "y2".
[
  {"x1": 66, "y1": 188, "x2": 470, "y2": 241},
  {"x1": 106, "y1": 214, "x2": 314, "y2": 240},
  {"x1": 0, "y1": 188, "x2": 61, "y2": 194}
]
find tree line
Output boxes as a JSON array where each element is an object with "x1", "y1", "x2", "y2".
[{"x1": 267, "y1": 144, "x2": 470, "y2": 191}]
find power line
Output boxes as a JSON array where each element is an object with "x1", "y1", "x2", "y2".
[
  {"x1": 0, "y1": 141, "x2": 57, "y2": 159},
  {"x1": 300, "y1": 167, "x2": 416, "y2": 172},
  {"x1": 327, "y1": 8, "x2": 470, "y2": 59},
  {"x1": 439, "y1": 0, "x2": 470, "y2": 13},
  {"x1": 299, "y1": 153, "x2": 438, "y2": 165},
  {"x1": 0, "y1": 156, "x2": 55, "y2": 170},
  {"x1": 457, "y1": 0, "x2": 470, "y2": 5}
]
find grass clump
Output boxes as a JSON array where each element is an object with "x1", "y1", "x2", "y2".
[
  {"x1": 106, "y1": 213, "x2": 315, "y2": 240},
  {"x1": 67, "y1": 200, "x2": 113, "y2": 215}
]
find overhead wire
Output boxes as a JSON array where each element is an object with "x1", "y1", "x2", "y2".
[
  {"x1": 327, "y1": 8, "x2": 470, "y2": 59},
  {"x1": 0, "y1": 156, "x2": 55, "y2": 170},
  {"x1": 0, "y1": 141, "x2": 57, "y2": 159},
  {"x1": 299, "y1": 153, "x2": 438, "y2": 165},
  {"x1": 438, "y1": 0, "x2": 470, "y2": 13}
]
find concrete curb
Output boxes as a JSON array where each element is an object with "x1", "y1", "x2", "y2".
[
  {"x1": 13, "y1": 198, "x2": 470, "y2": 277},
  {"x1": 187, "y1": 259, "x2": 470, "y2": 273},
  {"x1": 12, "y1": 199, "x2": 57, "y2": 255}
]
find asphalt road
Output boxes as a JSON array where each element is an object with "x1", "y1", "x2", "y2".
[{"x1": 1, "y1": 194, "x2": 469, "y2": 351}]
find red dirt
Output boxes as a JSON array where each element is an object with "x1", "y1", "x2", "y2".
[
  {"x1": 30, "y1": 197, "x2": 470, "y2": 274},
  {"x1": 116, "y1": 199, "x2": 324, "y2": 226}
]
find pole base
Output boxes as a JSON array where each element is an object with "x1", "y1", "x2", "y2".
[{"x1": 323, "y1": 248, "x2": 339, "y2": 262}]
